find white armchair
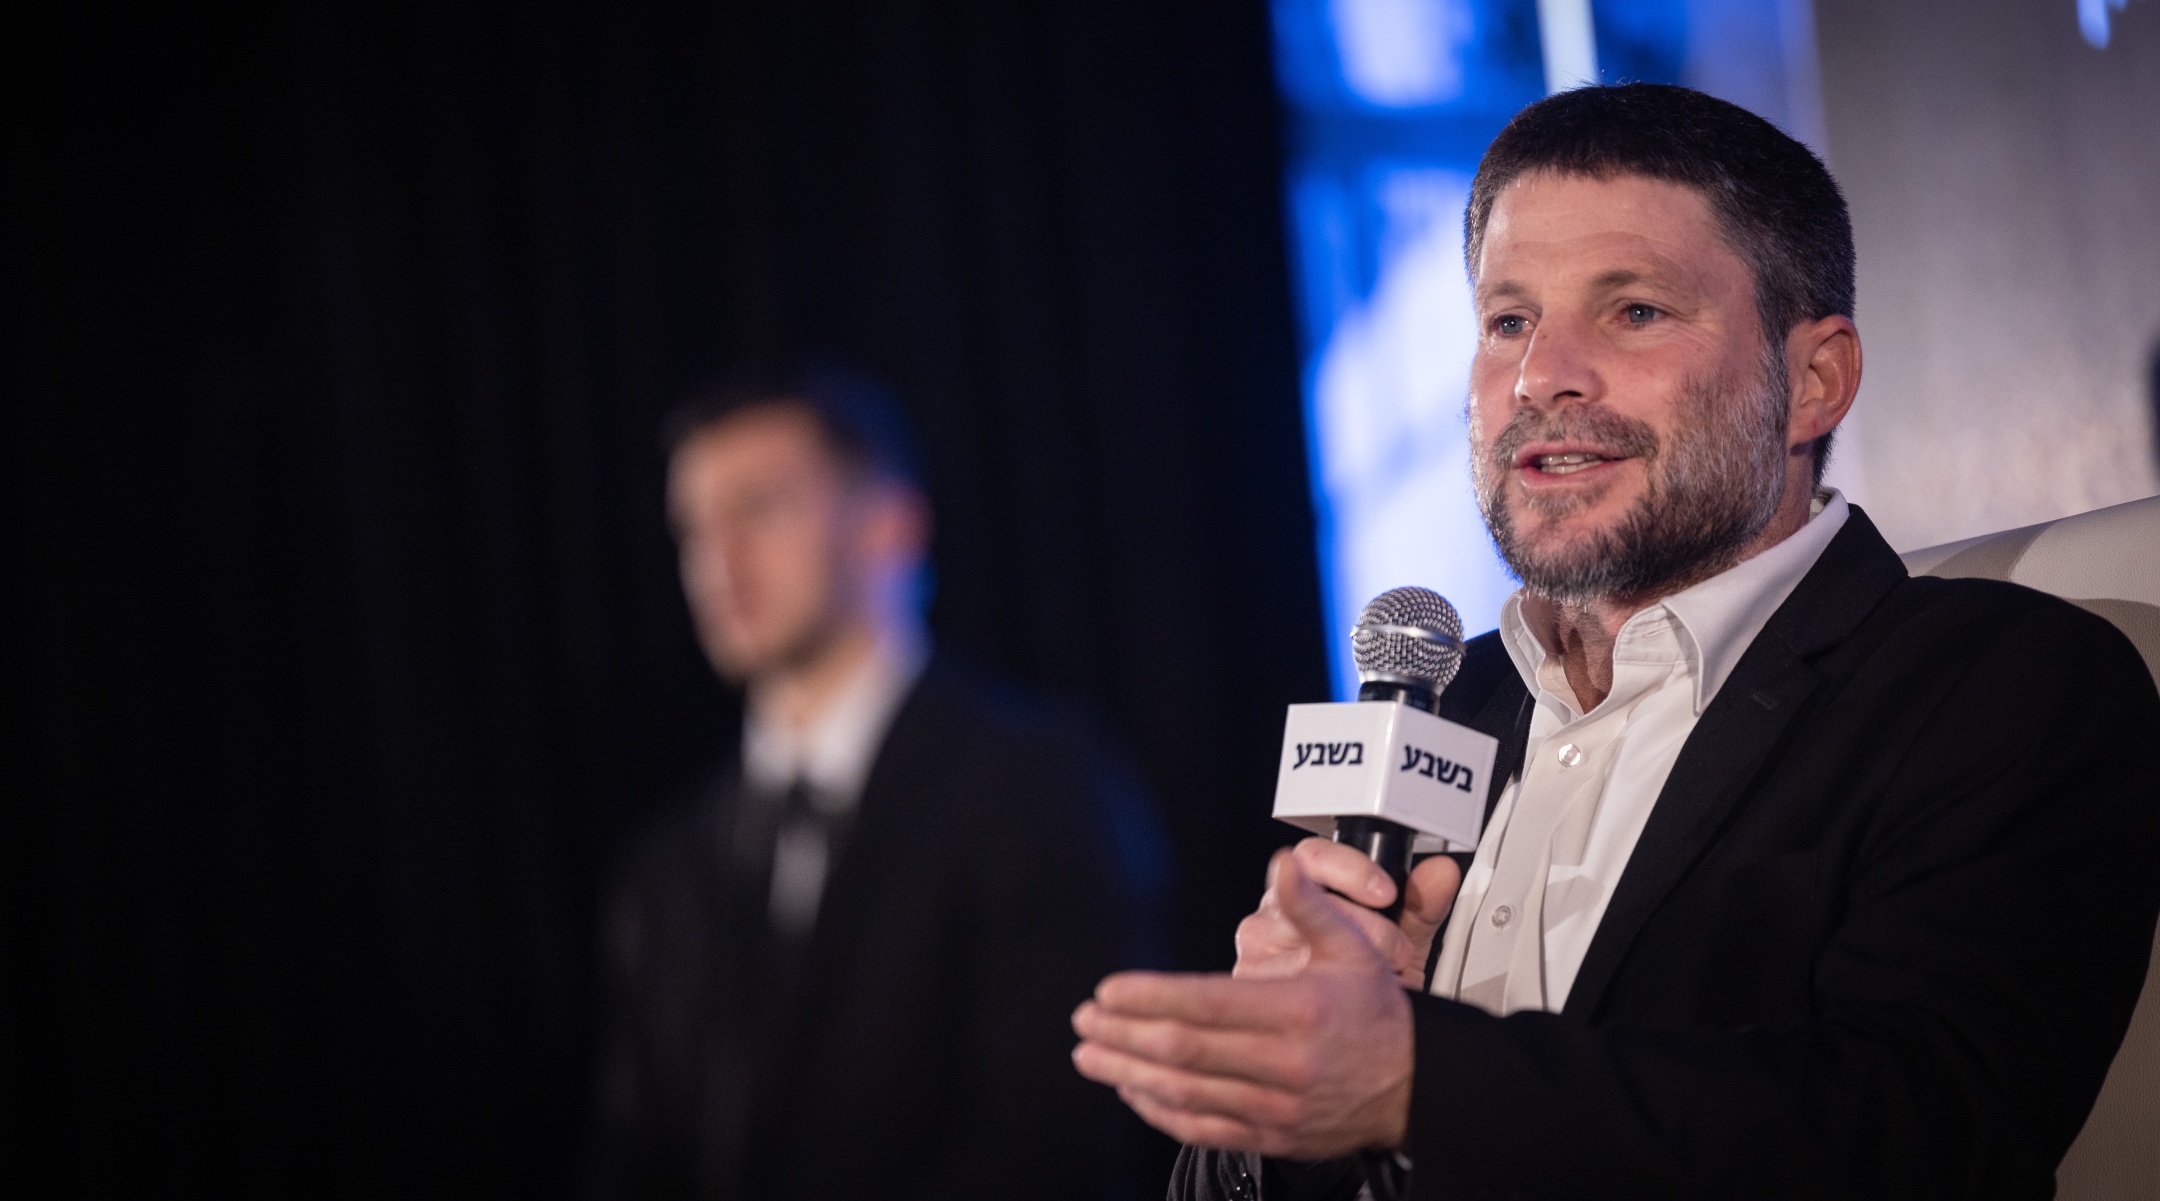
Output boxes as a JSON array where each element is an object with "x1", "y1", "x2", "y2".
[{"x1": 1903, "y1": 493, "x2": 2160, "y2": 1198}]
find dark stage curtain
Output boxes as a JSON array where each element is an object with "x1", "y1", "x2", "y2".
[{"x1": 6, "y1": 0, "x2": 1327, "y2": 1195}]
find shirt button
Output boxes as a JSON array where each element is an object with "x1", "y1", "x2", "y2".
[
  {"x1": 1556, "y1": 742, "x2": 1584, "y2": 767},
  {"x1": 1491, "y1": 904, "x2": 1513, "y2": 928}
]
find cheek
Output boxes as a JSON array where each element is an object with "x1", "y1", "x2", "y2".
[
  {"x1": 1465, "y1": 385, "x2": 1510, "y2": 451},
  {"x1": 1606, "y1": 339, "x2": 1729, "y2": 428},
  {"x1": 758, "y1": 509, "x2": 845, "y2": 605},
  {"x1": 679, "y1": 542, "x2": 744, "y2": 637},
  {"x1": 1466, "y1": 350, "x2": 1515, "y2": 414}
]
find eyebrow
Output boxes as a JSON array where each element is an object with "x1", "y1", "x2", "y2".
[
  {"x1": 1476, "y1": 265, "x2": 1692, "y2": 308},
  {"x1": 1588, "y1": 266, "x2": 1692, "y2": 294},
  {"x1": 1475, "y1": 279, "x2": 1534, "y2": 307}
]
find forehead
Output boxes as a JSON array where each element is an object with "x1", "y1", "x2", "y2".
[
  {"x1": 670, "y1": 404, "x2": 837, "y2": 490},
  {"x1": 1475, "y1": 170, "x2": 1746, "y2": 295}
]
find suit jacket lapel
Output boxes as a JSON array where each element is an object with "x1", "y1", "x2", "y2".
[
  {"x1": 788, "y1": 665, "x2": 944, "y2": 1002},
  {"x1": 1561, "y1": 508, "x2": 1909, "y2": 1020},
  {"x1": 1426, "y1": 643, "x2": 1533, "y2": 969},
  {"x1": 1483, "y1": 688, "x2": 1534, "y2": 826},
  {"x1": 1438, "y1": 632, "x2": 1537, "y2": 825},
  {"x1": 750, "y1": 666, "x2": 945, "y2": 1125}
]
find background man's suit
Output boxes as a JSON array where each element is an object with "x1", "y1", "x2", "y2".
[
  {"x1": 591, "y1": 660, "x2": 1172, "y2": 1200},
  {"x1": 1174, "y1": 507, "x2": 2160, "y2": 1200}
]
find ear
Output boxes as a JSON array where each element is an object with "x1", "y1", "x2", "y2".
[
  {"x1": 861, "y1": 481, "x2": 933, "y2": 567},
  {"x1": 1785, "y1": 314, "x2": 1861, "y2": 449}
]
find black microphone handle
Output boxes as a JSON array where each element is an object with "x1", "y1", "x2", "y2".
[
  {"x1": 1333, "y1": 678, "x2": 1441, "y2": 922},
  {"x1": 1333, "y1": 815, "x2": 1414, "y2": 922},
  {"x1": 1356, "y1": 677, "x2": 1438, "y2": 714}
]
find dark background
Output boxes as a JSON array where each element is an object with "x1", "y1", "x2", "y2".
[{"x1": 5, "y1": 1, "x2": 1327, "y2": 1195}]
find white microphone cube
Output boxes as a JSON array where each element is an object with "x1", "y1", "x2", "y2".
[{"x1": 1271, "y1": 701, "x2": 1500, "y2": 849}]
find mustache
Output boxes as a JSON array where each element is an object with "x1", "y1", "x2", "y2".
[{"x1": 1489, "y1": 404, "x2": 1662, "y2": 468}]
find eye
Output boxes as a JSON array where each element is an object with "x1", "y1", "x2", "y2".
[
  {"x1": 1624, "y1": 303, "x2": 1659, "y2": 325},
  {"x1": 1494, "y1": 314, "x2": 1528, "y2": 336}
]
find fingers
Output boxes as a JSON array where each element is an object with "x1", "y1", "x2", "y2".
[
  {"x1": 1075, "y1": 948, "x2": 1421, "y2": 1161},
  {"x1": 1269, "y1": 850, "x2": 1389, "y2": 967},
  {"x1": 1089, "y1": 970, "x2": 1320, "y2": 1030},
  {"x1": 1232, "y1": 908, "x2": 1310, "y2": 980},
  {"x1": 1334, "y1": 895, "x2": 1416, "y2": 973},
  {"x1": 1292, "y1": 837, "x2": 1398, "y2": 910},
  {"x1": 1401, "y1": 854, "x2": 1463, "y2": 937},
  {"x1": 1072, "y1": 1001, "x2": 1316, "y2": 1090},
  {"x1": 1235, "y1": 888, "x2": 1408, "y2": 980},
  {"x1": 1372, "y1": 856, "x2": 1464, "y2": 988},
  {"x1": 1242, "y1": 845, "x2": 1454, "y2": 986},
  {"x1": 1283, "y1": 840, "x2": 1447, "y2": 975},
  {"x1": 1071, "y1": 1036, "x2": 1303, "y2": 1129}
]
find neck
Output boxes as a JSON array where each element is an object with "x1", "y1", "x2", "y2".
[
  {"x1": 752, "y1": 615, "x2": 915, "y2": 736},
  {"x1": 1539, "y1": 476, "x2": 1816, "y2": 713}
]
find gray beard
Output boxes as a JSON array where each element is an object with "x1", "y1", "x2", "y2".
[{"x1": 1473, "y1": 355, "x2": 1790, "y2": 607}]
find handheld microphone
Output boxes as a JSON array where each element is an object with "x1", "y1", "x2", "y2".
[{"x1": 1272, "y1": 588, "x2": 1499, "y2": 921}]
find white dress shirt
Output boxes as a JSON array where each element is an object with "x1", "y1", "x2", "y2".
[
  {"x1": 742, "y1": 632, "x2": 928, "y2": 805},
  {"x1": 742, "y1": 631, "x2": 928, "y2": 936},
  {"x1": 1430, "y1": 490, "x2": 1849, "y2": 1014}
]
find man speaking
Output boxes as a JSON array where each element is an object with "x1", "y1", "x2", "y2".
[{"x1": 1071, "y1": 84, "x2": 2160, "y2": 1198}]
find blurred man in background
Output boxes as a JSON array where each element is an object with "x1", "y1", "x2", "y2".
[{"x1": 590, "y1": 365, "x2": 1170, "y2": 1199}]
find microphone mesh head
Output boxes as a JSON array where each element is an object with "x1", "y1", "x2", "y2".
[{"x1": 1351, "y1": 587, "x2": 1465, "y2": 693}]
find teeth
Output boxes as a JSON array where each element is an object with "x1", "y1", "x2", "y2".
[{"x1": 1536, "y1": 452, "x2": 1607, "y2": 474}]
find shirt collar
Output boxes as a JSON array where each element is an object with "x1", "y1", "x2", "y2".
[
  {"x1": 742, "y1": 630, "x2": 929, "y2": 808},
  {"x1": 1663, "y1": 489, "x2": 1846, "y2": 712},
  {"x1": 1499, "y1": 489, "x2": 1849, "y2": 717}
]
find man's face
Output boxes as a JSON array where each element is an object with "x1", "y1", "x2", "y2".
[
  {"x1": 668, "y1": 406, "x2": 883, "y2": 683},
  {"x1": 1468, "y1": 171, "x2": 1791, "y2": 604}
]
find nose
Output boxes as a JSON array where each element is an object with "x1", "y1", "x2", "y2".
[{"x1": 1514, "y1": 312, "x2": 1600, "y2": 412}]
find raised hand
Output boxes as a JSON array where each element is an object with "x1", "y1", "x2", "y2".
[{"x1": 1071, "y1": 849, "x2": 1426, "y2": 1158}]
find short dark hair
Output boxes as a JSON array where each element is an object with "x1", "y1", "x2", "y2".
[
  {"x1": 661, "y1": 362, "x2": 924, "y2": 488},
  {"x1": 1465, "y1": 83, "x2": 1854, "y2": 482}
]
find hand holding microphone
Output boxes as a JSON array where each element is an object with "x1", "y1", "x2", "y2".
[
  {"x1": 1235, "y1": 838, "x2": 1462, "y2": 989},
  {"x1": 1072, "y1": 586, "x2": 1488, "y2": 1155},
  {"x1": 1273, "y1": 588, "x2": 1499, "y2": 920}
]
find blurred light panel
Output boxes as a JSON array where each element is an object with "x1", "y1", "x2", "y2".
[
  {"x1": 2080, "y1": 0, "x2": 2134, "y2": 48},
  {"x1": 1273, "y1": 0, "x2": 1830, "y2": 698}
]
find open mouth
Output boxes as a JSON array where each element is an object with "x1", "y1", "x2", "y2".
[
  {"x1": 1513, "y1": 444, "x2": 1634, "y2": 480},
  {"x1": 1535, "y1": 452, "x2": 1609, "y2": 475}
]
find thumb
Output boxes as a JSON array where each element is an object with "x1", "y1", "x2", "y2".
[{"x1": 1269, "y1": 848, "x2": 1386, "y2": 967}]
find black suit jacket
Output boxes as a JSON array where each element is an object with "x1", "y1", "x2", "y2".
[
  {"x1": 590, "y1": 659, "x2": 1173, "y2": 1200},
  {"x1": 1172, "y1": 507, "x2": 2160, "y2": 1200}
]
